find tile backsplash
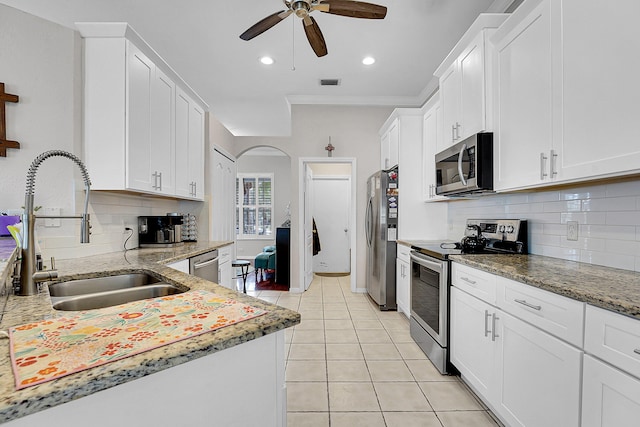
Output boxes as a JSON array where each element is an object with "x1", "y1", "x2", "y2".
[
  {"x1": 447, "y1": 179, "x2": 640, "y2": 272},
  {"x1": 27, "y1": 192, "x2": 204, "y2": 261}
]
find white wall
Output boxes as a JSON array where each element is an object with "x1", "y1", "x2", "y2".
[
  {"x1": 236, "y1": 151, "x2": 291, "y2": 258},
  {"x1": 233, "y1": 105, "x2": 394, "y2": 292},
  {"x1": 0, "y1": 4, "x2": 209, "y2": 260},
  {"x1": 447, "y1": 178, "x2": 640, "y2": 272}
]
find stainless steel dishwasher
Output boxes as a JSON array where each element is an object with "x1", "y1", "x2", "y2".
[{"x1": 189, "y1": 250, "x2": 219, "y2": 283}]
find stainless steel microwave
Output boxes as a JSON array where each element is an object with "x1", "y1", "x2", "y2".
[{"x1": 435, "y1": 132, "x2": 493, "y2": 196}]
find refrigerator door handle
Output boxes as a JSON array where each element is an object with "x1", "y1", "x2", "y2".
[{"x1": 365, "y1": 197, "x2": 373, "y2": 247}]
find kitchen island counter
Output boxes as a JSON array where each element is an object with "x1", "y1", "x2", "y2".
[
  {"x1": 451, "y1": 254, "x2": 640, "y2": 320},
  {"x1": 0, "y1": 242, "x2": 300, "y2": 424}
]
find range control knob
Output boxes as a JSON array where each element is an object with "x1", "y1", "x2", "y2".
[
  {"x1": 498, "y1": 225, "x2": 506, "y2": 233},
  {"x1": 506, "y1": 225, "x2": 515, "y2": 233}
]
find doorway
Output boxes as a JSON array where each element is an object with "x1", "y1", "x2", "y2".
[
  {"x1": 298, "y1": 158, "x2": 357, "y2": 293},
  {"x1": 312, "y1": 175, "x2": 351, "y2": 274}
]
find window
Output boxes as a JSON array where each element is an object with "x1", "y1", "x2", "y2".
[{"x1": 236, "y1": 174, "x2": 273, "y2": 239}]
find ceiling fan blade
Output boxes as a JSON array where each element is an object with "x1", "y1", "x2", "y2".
[
  {"x1": 303, "y1": 17, "x2": 328, "y2": 57},
  {"x1": 319, "y1": 0, "x2": 387, "y2": 19},
  {"x1": 239, "y1": 10, "x2": 292, "y2": 41}
]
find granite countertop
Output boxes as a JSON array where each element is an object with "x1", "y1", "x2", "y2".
[
  {"x1": 451, "y1": 254, "x2": 640, "y2": 320},
  {"x1": 0, "y1": 241, "x2": 301, "y2": 423}
]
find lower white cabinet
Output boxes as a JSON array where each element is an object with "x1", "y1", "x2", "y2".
[
  {"x1": 582, "y1": 354, "x2": 640, "y2": 427},
  {"x1": 451, "y1": 262, "x2": 583, "y2": 427},
  {"x1": 217, "y1": 244, "x2": 233, "y2": 289},
  {"x1": 450, "y1": 286, "x2": 497, "y2": 400},
  {"x1": 495, "y1": 310, "x2": 582, "y2": 427},
  {"x1": 396, "y1": 244, "x2": 411, "y2": 318}
]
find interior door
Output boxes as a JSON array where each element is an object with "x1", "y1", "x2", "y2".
[
  {"x1": 312, "y1": 176, "x2": 350, "y2": 273},
  {"x1": 303, "y1": 165, "x2": 314, "y2": 290}
]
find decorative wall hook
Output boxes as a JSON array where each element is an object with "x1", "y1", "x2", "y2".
[
  {"x1": 325, "y1": 137, "x2": 335, "y2": 157},
  {"x1": 0, "y1": 82, "x2": 20, "y2": 157}
]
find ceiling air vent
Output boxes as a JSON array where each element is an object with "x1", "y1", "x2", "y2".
[{"x1": 320, "y1": 79, "x2": 341, "y2": 86}]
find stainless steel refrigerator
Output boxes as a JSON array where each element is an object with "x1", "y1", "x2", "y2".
[{"x1": 365, "y1": 166, "x2": 398, "y2": 310}]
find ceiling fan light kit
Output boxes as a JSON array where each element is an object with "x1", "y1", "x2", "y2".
[{"x1": 240, "y1": 0, "x2": 387, "y2": 58}]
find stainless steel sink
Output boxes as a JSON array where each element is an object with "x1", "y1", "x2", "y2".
[
  {"x1": 48, "y1": 273, "x2": 185, "y2": 311},
  {"x1": 48, "y1": 273, "x2": 162, "y2": 297},
  {"x1": 51, "y1": 284, "x2": 183, "y2": 311}
]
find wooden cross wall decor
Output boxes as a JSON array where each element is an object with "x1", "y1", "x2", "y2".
[{"x1": 0, "y1": 82, "x2": 20, "y2": 157}]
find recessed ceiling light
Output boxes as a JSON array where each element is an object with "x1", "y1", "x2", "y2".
[
  {"x1": 260, "y1": 56, "x2": 275, "y2": 65},
  {"x1": 362, "y1": 56, "x2": 376, "y2": 65}
]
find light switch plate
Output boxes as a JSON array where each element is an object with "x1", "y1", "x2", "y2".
[{"x1": 567, "y1": 221, "x2": 578, "y2": 241}]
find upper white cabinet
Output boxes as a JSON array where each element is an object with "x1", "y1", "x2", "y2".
[
  {"x1": 422, "y1": 92, "x2": 447, "y2": 201},
  {"x1": 78, "y1": 23, "x2": 207, "y2": 200},
  {"x1": 492, "y1": 0, "x2": 640, "y2": 192},
  {"x1": 434, "y1": 14, "x2": 508, "y2": 148},
  {"x1": 492, "y1": 0, "x2": 561, "y2": 191},
  {"x1": 380, "y1": 118, "x2": 399, "y2": 170},
  {"x1": 175, "y1": 87, "x2": 205, "y2": 200}
]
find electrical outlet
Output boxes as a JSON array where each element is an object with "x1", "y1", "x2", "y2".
[{"x1": 567, "y1": 221, "x2": 579, "y2": 241}]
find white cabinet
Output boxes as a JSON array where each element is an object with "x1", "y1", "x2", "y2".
[
  {"x1": 582, "y1": 304, "x2": 640, "y2": 427},
  {"x1": 175, "y1": 87, "x2": 205, "y2": 200},
  {"x1": 450, "y1": 262, "x2": 583, "y2": 427},
  {"x1": 434, "y1": 14, "x2": 508, "y2": 148},
  {"x1": 211, "y1": 147, "x2": 237, "y2": 242},
  {"x1": 492, "y1": 0, "x2": 562, "y2": 191},
  {"x1": 494, "y1": 309, "x2": 582, "y2": 427},
  {"x1": 492, "y1": 0, "x2": 640, "y2": 192},
  {"x1": 450, "y1": 286, "x2": 497, "y2": 401},
  {"x1": 395, "y1": 244, "x2": 411, "y2": 318},
  {"x1": 217, "y1": 244, "x2": 233, "y2": 289},
  {"x1": 380, "y1": 118, "x2": 399, "y2": 170},
  {"x1": 582, "y1": 355, "x2": 640, "y2": 427},
  {"x1": 79, "y1": 23, "x2": 206, "y2": 201},
  {"x1": 422, "y1": 93, "x2": 447, "y2": 201},
  {"x1": 166, "y1": 259, "x2": 189, "y2": 274},
  {"x1": 558, "y1": 0, "x2": 640, "y2": 181}
]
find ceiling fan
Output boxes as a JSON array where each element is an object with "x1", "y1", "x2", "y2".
[{"x1": 239, "y1": 0, "x2": 388, "y2": 57}]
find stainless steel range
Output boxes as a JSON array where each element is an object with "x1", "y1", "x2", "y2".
[{"x1": 409, "y1": 219, "x2": 528, "y2": 374}]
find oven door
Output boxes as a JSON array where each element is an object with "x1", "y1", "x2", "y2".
[{"x1": 410, "y1": 251, "x2": 448, "y2": 347}]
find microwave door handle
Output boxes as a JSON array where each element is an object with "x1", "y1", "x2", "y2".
[{"x1": 457, "y1": 143, "x2": 468, "y2": 186}]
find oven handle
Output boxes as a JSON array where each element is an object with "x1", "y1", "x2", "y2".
[
  {"x1": 410, "y1": 251, "x2": 444, "y2": 272},
  {"x1": 457, "y1": 143, "x2": 468, "y2": 186}
]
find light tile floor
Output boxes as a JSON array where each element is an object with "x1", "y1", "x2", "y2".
[{"x1": 250, "y1": 274, "x2": 502, "y2": 427}]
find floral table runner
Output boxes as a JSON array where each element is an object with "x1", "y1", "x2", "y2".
[{"x1": 9, "y1": 290, "x2": 267, "y2": 389}]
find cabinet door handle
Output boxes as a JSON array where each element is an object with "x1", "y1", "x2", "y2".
[
  {"x1": 152, "y1": 171, "x2": 159, "y2": 190},
  {"x1": 550, "y1": 150, "x2": 558, "y2": 177},
  {"x1": 460, "y1": 276, "x2": 477, "y2": 285},
  {"x1": 193, "y1": 181, "x2": 197, "y2": 196},
  {"x1": 451, "y1": 124, "x2": 456, "y2": 142},
  {"x1": 540, "y1": 153, "x2": 548, "y2": 180},
  {"x1": 455, "y1": 122, "x2": 461, "y2": 140},
  {"x1": 484, "y1": 310, "x2": 491, "y2": 337},
  {"x1": 491, "y1": 313, "x2": 499, "y2": 342},
  {"x1": 633, "y1": 348, "x2": 640, "y2": 355},
  {"x1": 515, "y1": 299, "x2": 542, "y2": 311},
  {"x1": 158, "y1": 172, "x2": 162, "y2": 191}
]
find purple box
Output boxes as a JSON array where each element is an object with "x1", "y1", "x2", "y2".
[{"x1": 0, "y1": 216, "x2": 20, "y2": 236}]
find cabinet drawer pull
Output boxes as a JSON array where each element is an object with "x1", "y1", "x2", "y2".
[
  {"x1": 460, "y1": 276, "x2": 477, "y2": 285},
  {"x1": 484, "y1": 310, "x2": 491, "y2": 337},
  {"x1": 515, "y1": 299, "x2": 542, "y2": 311},
  {"x1": 634, "y1": 348, "x2": 640, "y2": 355}
]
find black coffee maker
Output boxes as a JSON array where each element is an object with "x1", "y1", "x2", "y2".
[{"x1": 138, "y1": 215, "x2": 184, "y2": 247}]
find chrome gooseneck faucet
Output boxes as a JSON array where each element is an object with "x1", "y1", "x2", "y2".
[{"x1": 18, "y1": 150, "x2": 92, "y2": 296}]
